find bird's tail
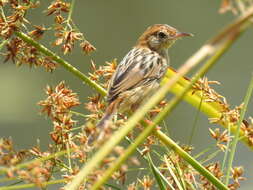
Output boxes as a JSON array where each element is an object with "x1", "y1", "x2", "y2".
[
  {"x1": 97, "y1": 112, "x2": 113, "y2": 128},
  {"x1": 97, "y1": 99, "x2": 120, "y2": 128}
]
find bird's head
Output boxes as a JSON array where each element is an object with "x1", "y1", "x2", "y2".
[{"x1": 136, "y1": 24, "x2": 192, "y2": 52}]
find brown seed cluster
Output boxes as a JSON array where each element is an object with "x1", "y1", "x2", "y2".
[
  {"x1": 4, "y1": 37, "x2": 58, "y2": 71},
  {"x1": 229, "y1": 166, "x2": 246, "y2": 189},
  {"x1": 0, "y1": 0, "x2": 95, "y2": 74},
  {"x1": 0, "y1": 139, "x2": 56, "y2": 187},
  {"x1": 38, "y1": 81, "x2": 80, "y2": 147},
  {"x1": 219, "y1": 0, "x2": 253, "y2": 14},
  {"x1": 17, "y1": 160, "x2": 54, "y2": 187},
  {"x1": 29, "y1": 25, "x2": 47, "y2": 40},
  {"x1": 138, "y1": 175, "x2": 154, "y2": 190},
  {"x1": 53, "y1": 30, "x2": 82, "y2": 54},
  {"x1": 47, "y1": 0, "x2": 70, "y2": 16},
  {"x1": 47, "y1": 0, "x2": 96, "y2": 54},
  {"x1": 0, "y1": 138, "x2": 27, "y2": 167},
  {"x1": 240, "y1": 117, "x2": 253, "y2": 146},
  {"x1": 89, "y1": 59, "x2": 117, "y2": 88},
  {"x1": 193, "y1": 77, "x2": 227, "y2": 110},
  {"x1": 209, "y1": 128, "x2": 230, "y2": 151},
  {"x1": 193, "y1": 77, "x2": 253, "y2": 147},
  {"x1": 0, "y1": 1, "x2": 60, "y2": 71},
  {"x1": 0, "y1": 0, "x2": 39, "y2": 38},
  {"x1": 200, "y1": 163, "x2": 245, "y2": 190},
  {"x1": 200, "y1": 163, "x2": 223, "y2": 190}
]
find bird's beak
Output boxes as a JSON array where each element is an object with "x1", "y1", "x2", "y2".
[{"x1": 174, "y1": 32, "x2": 193, "y2": 38}]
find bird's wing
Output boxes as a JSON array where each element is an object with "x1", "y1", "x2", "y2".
[{"x1": 107, "y1": 48, "x2": 162, "y2": 103}]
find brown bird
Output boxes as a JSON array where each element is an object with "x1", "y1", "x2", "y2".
[{"x1": 98, "y1": 24, "x2": 192, "y2": 128}]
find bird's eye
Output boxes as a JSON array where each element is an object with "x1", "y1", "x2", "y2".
[{"x1": 157, "y1": 31, "x2": 167, "y2": 39}]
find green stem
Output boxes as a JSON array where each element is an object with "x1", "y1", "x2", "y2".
[
  {"x1": 224, "y1": 74, "x2": 253, "y2": 185},
  {"x1": 67, "y1": 0, "x2": 75, "y2": 23},
  {"x1": 222, "y1": 121, "x2": 231, "y2": 173},
  {"x1": 0, "y1": 149, "x2": 71, "y2": 175},
  {"x1": 14, "y1": 31, "x2": 106, "y2": 96},
  {"x1": 0, "y1": 179, "x2": 65, "y2": 190},
  {"x1": 188, "y1": 90, "x2": 203, "y2": 144}
]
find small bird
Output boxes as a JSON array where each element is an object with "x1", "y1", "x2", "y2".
[{"x1": 98, "y1": 24, "x2": 192, "y2": 128}]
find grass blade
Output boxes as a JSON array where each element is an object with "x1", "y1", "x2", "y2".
[
  {"x1": 225, "y1": 74, "x2": 253, "y2": 185},
  {"x1": 148, "y1": 154, "x2": 171, "y2": 190}
]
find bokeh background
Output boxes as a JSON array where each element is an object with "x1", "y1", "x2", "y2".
[{"x1": 1, "y1": 0, "x2": 253, "y2": 189}]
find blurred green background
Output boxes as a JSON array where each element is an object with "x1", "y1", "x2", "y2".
[{"x1": 1, "y1": 0, "x2": 253, "y2": 189}]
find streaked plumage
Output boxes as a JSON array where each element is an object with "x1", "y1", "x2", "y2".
[{"x1": 98, "y1": 24, "x2": 191, "y2": 128}]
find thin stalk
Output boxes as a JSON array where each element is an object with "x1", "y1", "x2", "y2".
[
  {"x1": 0, "y1": 177, "x2": 18, "y2": 183},
  {"x1": 70, "y1": 110, "x2": 87, "y2": 118},
  {"x1": 147, "y1": 154, "x2": 167, "y2": 190},
  {"x1": 66, "y1": 139, "x2": 73, "y2": 173},
  {"x1": 0, "y1": 6, "x2": 7, "y2": 22},
  {"x1": 14, "y1": 31, "x2": 106, "y2": 96},
  {"x1": 200, "y1": 150, "x2": 221, "y2": 164},
  {"x1": 165, "y1": 158, "x2": 184, "y2": 190},
  {"x1": 221, "y1": 118, "x2": 231, "y2": 173},
  {"x1": 224, "y1": 74, "x2": 253, "y2": 185},
  {"x1": 0, "y1": 149, "x2": 71, "y2": 175},
  {"x1": 125, "y1": 137, "x2": 173, "y2": 189},
  {"x1": 173, "y1": 159, "x2": 187, "y2": 190},
  {"x1": 0, "y1": 179, "x2": 65, "y2": 190},
  {"x1": 188, "y1": 90, "x2": 203, "y2": 144},
  {"x1": 67, "y1": 0, "x2": 75, "y2": 24}
]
